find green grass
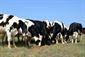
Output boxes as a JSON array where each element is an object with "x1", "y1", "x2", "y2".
[{"x1": 0, "y1": 35, "x2": 85, "y2": 57}]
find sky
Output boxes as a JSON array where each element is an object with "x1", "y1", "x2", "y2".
[{"x1": 0, "y1": 0, "x2": 85, "y2": 27}]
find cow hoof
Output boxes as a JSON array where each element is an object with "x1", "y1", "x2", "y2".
[
  {"x1": 62, "y1": 42, "x2": 64, "y2": 44},
  {"x1": 75, "y1": 42, "x2": 77, "y2": 43},
  {"x1": 8, "y1": 46, "x2": 12, "y2": 49},
  {"x1": 14, "y1": 46, "x2": 17, "y2": 48},
  {"x1": 38, "y1": 42, "x2": 41, "y2": 46}
]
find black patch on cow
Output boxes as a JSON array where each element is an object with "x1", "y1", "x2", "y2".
[
  {"x1": 9, "y1": 22, "x2": 18, "y2": 32},
  {"x1": 0, "y1": 14, "x2": 3, "y2": 19},
  {"x1": 12, "y1": 22, "x2": 18, "y2": 28},
  {"x1": 68, "y1": 22, "x2": 82, "y2": 35},
  {"x1": 5, "y1": 15, "x2": 14, "y2": 24},
  {"x1": 0, "y1": 15, "x2": 14, "y2": 26},
  {"x1": 18, "y1": 20, "x2": 27, "y2": 33}
]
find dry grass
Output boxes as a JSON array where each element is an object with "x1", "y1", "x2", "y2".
[{"x1": 0, "y1": 35, "x2": 85, "y2": 57}]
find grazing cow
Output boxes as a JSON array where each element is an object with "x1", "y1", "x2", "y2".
[
  {"x1": 67, "y1": 22, "x2": 82, "y2": 43},
  {"x1": 17, "y1": 19, "x2": 34, "y2": 46},
  {"x1": 48, "y1": 21, "x2": 65, "y2": 44},
  {"x1": 28, "y1": 20, "x2": 51, "y2": 46},
  {"x1": 0, "y1": 14, "x2": 23, "y2": 48}
]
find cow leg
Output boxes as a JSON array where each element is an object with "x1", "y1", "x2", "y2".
[
  {"x1": 69, "y1": 36, "x2": 74, "y2": 43},
  {"x1": 71, "y1": 38, "x2": 74, "y2": 43},
  {"x1": 2, "y1": 34, "x2": 7, "y2": 45},
  {"x1": 38, "y1": 34, "x2": 42, "y2": 46},
  {"x1": 23, "y1": 36, "x2": 28, "y2": 46},
  {"x1": 38, "y1": 42, "x2": 41, "y2": 46},
  {"x1": 12, "y1": 36, "x2": 16, "y2": 48},
  {"x1": 27, "y1": 36, "x2": 31, "y2": 46},
  {"x1": 63, "y1": 36, "x2": 67, "y2": 44},
  {"x1": 60, "y1": 34, "x2": 64, "y2": 44},
  {"x1": 73, "y1": 32, "x2": 78, "y2": 43},
  {"x1": 56, "y1": 39, "x2": 58, "y2": 44},
  {"x1": 75, "y1": 33, "x2": 78, "y2": 43},
  {"x1": 74, "y1": 37, "x2": 77, "y2": 43},
  {"x1": 55, "y1": 35, "x2": 58, "y2": 44},
  {"x1": 17, "y1": 34, "x2": 21, "y2": 42},
  {"x1": 24, "y1": 36, "x2": 31, "y2": 47},
  {"x1": 6, "y1": 31, "x2": 11, "y2": 49}
]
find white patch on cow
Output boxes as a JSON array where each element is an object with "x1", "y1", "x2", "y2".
[
  {"x1": 50, "y1": 33, "x2": 53, "y2": 37},
  {"x1": 26, "y1": 31, "x2": 31, "y2": 37},
  {"x1": 60, "y1": 34, "x2": 64, "y2": 44},
  {"x1": 18, "y1": 28, "x2": 22, "y2": 33},
  {"x1": 44, "y1": 20, "x2": 50, "y2": 28},
  {"x1": 73, "y1": 32, "x2": 78, "y2": 38},
  {"x1": 50, "y1": 22, "x2": 55, "y2": 27},
  {"x1": 49, "y1": 33, "x2": 53, "y2": 39},
  {"x1": 39, "y1": 34, "x2": 42, "y2": 41},
  {"x1": 54, "y1": 21, "x2": 63, "y2": 28},
  {"x1": 73, "y1": 32, "x2": 78, "y2": 43},
  {"x1": 21, "y1": 19, "x2": 34, "y2": 30},
  {"x1": 38, "y1": 34, "x2": 42, "y2": 46},
  {"x1": 38, "y1": 42, "x2": 41, "y2": 46},
  {"x1": 22, "y1": 19, "x2": 34, "y2": 27},
  {"x1": 11, "y1": 28, "x2": 18, "y2": 36},
  {"x1": 57, "y1": 33, "x2": 64, "y2": 44},
  {"x1": 6, "y1": 30, "x2": 12, "y2": 41},
  {"x1": 64, "y1": 35, "x2": 67, "y2": 38},
  {"x1": 22, "y1": 33, "x2": 25, "y2": 37},
  {"x1": 5, "y1": 16, "x2": 19, "y2": 31},
  {"x1": 33, "y1": 36, "x2": 39, "y2": 41}
]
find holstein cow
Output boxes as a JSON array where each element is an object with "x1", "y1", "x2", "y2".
[
  {"x1": 47, "y1": 21, "x2": 66, "y2": 44},
  {"x1": 0, "y1": 14, "x2": 35, "y2": 48},
  {"x1": 28, "y1": 20, "x2": 51, "y2": 46},
  {"x1": 17, "y1": 19, "x2": 34, "y2": 46},
  {"x1": 67, "y1": 22, "x2": 82, "y2": 43},
  {"x1": 0, "y1": 14, "x2": 24, "y2": 49}
]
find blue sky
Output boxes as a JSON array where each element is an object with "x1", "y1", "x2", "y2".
[{"x1": 0, "y1": 0, "x2": 85, "y2": 27}]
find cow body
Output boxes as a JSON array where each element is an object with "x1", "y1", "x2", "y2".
[
  {"x1": 47, "y1": 21, "x2": 66, "y2": 44},
  {"x1": 28, "y1": 20, "x2": 51, "y2": 46},
  {"x1": 67, "y1": 22, "x2": 82, "y2": 43}
]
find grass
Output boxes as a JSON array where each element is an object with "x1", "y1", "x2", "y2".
[{"x1": 0, "y1": 35, "x2": 85, "y2": 57}]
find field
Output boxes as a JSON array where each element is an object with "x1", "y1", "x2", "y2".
[{"x1": 0, "y1": 34, "x2": 85, "y2": 57}]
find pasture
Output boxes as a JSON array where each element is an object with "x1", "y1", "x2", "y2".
[{"x1": 0, "y1": 34, "x2": 85, "y2": 57}]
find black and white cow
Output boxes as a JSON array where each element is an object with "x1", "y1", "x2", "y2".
[
  {"x1": 27, "y1": 20, "x2": 51, "y2": 46},
  {"x1": 16, "y1": 19, "x2": 51, "y2": 46},
  {"x1": 16, "y1": 19, "x2": 34, "y2": 46},
  {"x1": 0, "y1": 14, "x2": 37, "y2": 48},
  {"x1": 47, "y1": 21, "x2": 66, "y2": 44},
  {"x1": 67, "y1": 22, "x2": 82, "y2": 43},
  {"x1": 0, "y1": 14, "x2": 20, "y2": 48}
]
